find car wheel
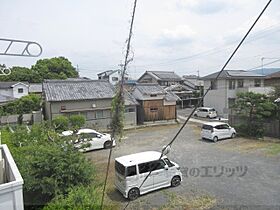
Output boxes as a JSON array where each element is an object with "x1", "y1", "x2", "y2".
[
  {"x1": 128, "y1": 188, "x2": 140, "y2": 200},
  {"x1": 206, "y1": 115, "x2": 210, "y2": 118},
  {"x1": 213, "y1": 136, "x2": 218, "y2": 143},
  {"x1": 171, "y1": 176, "x2": 181, "y2": 187},
  {"x1": 231, "y1": 133, "x2": 236, "y2": 138},
  {"x1": 104, "y1": 141, "x2": 112, "y2": 149}
]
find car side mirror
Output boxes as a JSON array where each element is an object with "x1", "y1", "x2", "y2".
[{"x1": 164, "y1": 165, "x2": 169, "y2": 170}]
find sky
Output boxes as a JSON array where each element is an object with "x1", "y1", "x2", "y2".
[{"x1": 1, "y1": 0, "x2": 280, "y2": 79}]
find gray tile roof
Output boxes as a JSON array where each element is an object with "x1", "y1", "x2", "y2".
[
  {"x1": 0, "y1": 94, "x2": 15, "y2": 103},
  {"x1": 43, "y1": 80, "x2": 115, "y2": 102},
  {"x1": 135, "y1": 83, "x2": 166, "y2": 95},
  {"x1": 147, "y1": 71, "x2": 182, "y2": 81},
  {"x1": 0, "y1": 82, "x2": 29, "y2": 89},
  {"x1": 202, "y1": 70, "x2": 265, "y2": 80},
  {"x1": 124, "y1": 90, "x2": 139, "y2": 106},
  {"x1": 29, "y1": 83, "x2": 42, "y2": 93}
]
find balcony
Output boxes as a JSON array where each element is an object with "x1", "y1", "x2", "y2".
[{"x1": 0, "y1": 144, "x2": 24, "y2": 210}]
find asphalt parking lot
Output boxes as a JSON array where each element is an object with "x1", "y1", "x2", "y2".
[{"x1": 86, "y1": 123, "x2": 280, "y2": 210}]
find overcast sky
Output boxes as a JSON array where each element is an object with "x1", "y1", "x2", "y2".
[{"x1": 1, "y1": 0, "x2": 280, "y2": 79}]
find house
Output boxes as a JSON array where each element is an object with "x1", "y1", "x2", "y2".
[
  {"x1": 0, "y1": 82, "x2": 29, "y2": 104},
  {"x1": 132, "y1": 83, "x2": 178, "y2": 124},
  {"x1": 202, "y1": 70, "x2": 273, "y2": 118},
  {"x1": 182, "y1": 75, "x2": 204, "y2": 88},
  {"x1": 138, "y1": 71, "x2": 182, "y2": 87},
  {"x1": 97, "y1": 70, "x2": 129, "y2": 86},
  {"x1": 265, "y1": 71, "x2": 280, "y2": 87},
  {"x1": 164, "y1": 84, "x2": 198, "y2": 108},
  {"x1": 29, "y1": 83, "x2": 43, "y2": 95},
  {"x1": 43, "y1": 79, "x2": 138, "y2": 129},
  {"x1": 0, "y1": 144, "x2": 24, "y2": 210}
]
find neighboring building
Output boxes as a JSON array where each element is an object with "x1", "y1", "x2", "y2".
[
  {"x1": 265, "y1": 71, "x2": 280, "y2": 87},
  {"x1": 202, "y1": 70, "x2": 272, "y2": 118},
  {"x1": 0, "y1": 144, "x2": 24, "y2": 210},
  {"x1": 138, "y1": 71, "x2": 182, "y2": 87},
  {"x1": 0, "y1": 82, "x2": 29, "y2": 104},
  {"x1": 29, "y1": 83, "x2": 43, "y2": 95},
  {"x1": 97, "y1": 70, "x2": 129, "y2": 86},
  {"x1": 43, "y1": 79, "x2": 138, "y2": 129},
  {"x1": 182, "y1": 75, "x2": 204, "y2": 88},
  {"x1": 132, "y1": 83, "x2": 178, "y2": 124}
]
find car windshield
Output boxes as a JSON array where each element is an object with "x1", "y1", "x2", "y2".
[{"x1": 115, "y1": 161, "x2": 125, "y2": 176}]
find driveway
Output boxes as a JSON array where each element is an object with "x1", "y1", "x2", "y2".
[{"x1": 86, "y1": 123, "x2": 280, "y2": 210}]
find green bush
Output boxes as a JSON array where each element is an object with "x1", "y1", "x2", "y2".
[
  {"x1": 235, "y1": 123, "x2": 264, "y2": 138},
  {"x1": 69, "y1": 115, "x2": 86, "y2": 130},
  {"x1": 52, "y1": 116, "x2": 69, "y2": 132}
]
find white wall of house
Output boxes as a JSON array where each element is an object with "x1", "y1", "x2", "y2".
[{"x1": 12, "y1": 84, "x2": 28, "y2": 99}]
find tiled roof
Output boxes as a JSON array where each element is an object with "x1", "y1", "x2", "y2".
[
  {"x1": 266, "y1": 71, "x2": 280, "y2": 79},
  {"x1": 29, "y1": 83, "x2": 42, "y2": 93},
  {"x1": 43, "y1": 79, "x2": 115, "y2": 102},
  {"x1": 124, "y1": 90, "x2": 139, "y2": 106},
  {"x1": 147, "y1": 71, "x2": 182, "y2": 81},
  {"x1": 202, "y1": 70, "x2": 265, "y2": 80},
  {"x1": 135, "y1": 83, "x2": 166, "y2": 95},
  {"x1": 0, "y1": 82, "x2": 29, "y2": 89},
  {"x1": 0, "y1": 94, "x2": 15, "y2": 103}
]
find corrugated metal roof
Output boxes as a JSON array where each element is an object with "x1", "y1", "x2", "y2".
[
  {"x1": 43, "y1": 79, "x2": 115, "y2": 102},
  {"x1": 135, "y1": 83, "x2": 166, "y2": 95},
  {"x1": 202, "y1": 70, "x2": 264, "y2": 80},
  {"x1": 147, "y1": 71, "x2": 182, "y2": 81}
]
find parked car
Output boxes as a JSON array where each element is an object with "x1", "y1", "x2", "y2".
[
  {"x1": 61, "y1": 128, "x2": 115, "y2": 151},
  {"x1": 115, "y1": 151, "x2": 182, "y2": 200},
  {"x1": 201, "y1": 122, "x2": 236, "y2": 142},
  {"x1": 194, "y1": 107, "x2": 217, "y2": 118}
]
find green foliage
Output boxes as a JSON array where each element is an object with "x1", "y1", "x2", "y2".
[
  {"x1": 69, "y1": 115, "x2": 86, "y2": 130},
  {"x1": 43, "y1": 185, "x2": 105, "y2": 210},
  {"x1": 0, "y1": 57, "x2": 78, "y2": 83},
  {"x1": 111, "y1": 91, "x2": 125, "y2": 139},
  {"x1": 1, "y1": 124, "x2": 95, "y2": 208},
  {"x1": 0, "y1": 94, "x2": 41, "y2": 116},
  {"x1": 52, "y1": 116, "x2": 69, "y2": 132},
  {"x1": 233, "y1": 92, "x2": 277, "y2": 138}
]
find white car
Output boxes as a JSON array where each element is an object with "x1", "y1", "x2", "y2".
[
  {"x1": 61, "y1": 128, "x2": 116, "y2": 151},
  {"x1": 194, "y1": 107, "x2": 217, "y2": 118},
  {"x1": 115, "y1": 151, "x2": 182, "y2": 200},
  {"x1": 201, "y1": 122, "x2": 236, "y2": 142}
]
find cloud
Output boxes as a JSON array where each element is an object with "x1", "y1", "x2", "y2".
[
  {"x1": 155, "y1": 25, "x2": 196, "y2": 47},
  {"x1": 177, "y1": 0, "x2": 230, "y2": 15}
]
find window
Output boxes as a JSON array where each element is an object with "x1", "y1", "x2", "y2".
[
  {"x1": 150, "y1": 94, "x2": 157, "y2": 97},
  {"x1": 210, "y1": 80, "x2": 217, "y2": 90},
  {"x1": 125, "y1": 107, "x2": 135, "y2": 113},
  {"x1": 96, "y1": 110, "x2": 103, "y2": 119},
  {"x1": 61, "y1": 105, "x2": 66, "y2": 110},
  {"x1": 164, "y1": 158, "x2": 174, "y2": 167},
  {"x1": 112, "y1": 77, "x2": 119, "y2": 81},
  {"x1": 254, "y1": 79, "x2": 261, "y2": 87},
  {"x1": 202, "y1": 124, "x2": 213, "y2": 130},
  {"x1": 115, "y1": 161, "x2": 125, "y2": 176},
  {"x1": 139, "y1": 162, "x2": 150, "y2": 174},
  {"x1": 126, "y1": 166, "x2": 137, "y2": 177},
  {"x1": 87, "y1": 132, "x2": 98, "y2": 138},
  {"x1": 229, "y1": 80, "x2": 235, "y2": 90},
  {"x1": 18, "y1": 88, "x2": 24, "y2": 93},
  {"x1": 150, "y1": 107, "x2": 158, "y2": 112},
  {"x1": 237, "y1": 79, "x2": 244, "y2": 88}
]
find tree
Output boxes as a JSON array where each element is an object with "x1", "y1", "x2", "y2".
[
  {"x1": 0, "y1": 66, "x2": 41, "y2": 83},
  {"x1": 1, "y1": 124, "x2": 95, "y2": 209},
  {"x1": 233, "y1": 92, "x2": 277, "y2": 137},
  {"x1": 31, "y1": 57, "x2": 79, "y2": 82},
  {"x1": 69, "y1": 115, "x2": 86, "y2": 130},
  {"x1": 111, "y1": 91, "x2": 125, "y2": 140}
]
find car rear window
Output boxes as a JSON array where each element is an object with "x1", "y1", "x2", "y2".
[
  {"x1": 115, "y1": 161, "x2": 125, "y2": 176},
  {"x1": 202, "y1": 124, "x2": 213, "y2": 130},
  {"x1": 209, "y1": 108, "x2": 215, "y2": 112}
]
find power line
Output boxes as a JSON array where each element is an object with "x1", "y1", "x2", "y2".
[
  {"x1": 100, "y1": 1, "x2": 138, "y2": 209},
  {"x1": 123, "y1": 0, "x2": 272, "y2": 209}
]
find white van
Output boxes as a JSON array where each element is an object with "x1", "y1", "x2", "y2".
[
  {"x1": 115, "y1": 151, "x2": 182, "y2": 200},
  {"x1": 201, "y1": 122, "x2": 236, "y2": 142},
  {"x1": 194, "y1": 107, "x2": 217, "y2": 118}
]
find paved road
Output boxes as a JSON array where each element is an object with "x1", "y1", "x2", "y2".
[{"x1": 86, "y1": 123, "x2": 280, "y2": 210}]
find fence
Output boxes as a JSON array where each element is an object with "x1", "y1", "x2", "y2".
[
  {"x1": 229, "y1": 115, "x2": 280, "y2": 138},
  {"x1": 0, "y1": 111, "x2": 42, "y2": 125}
]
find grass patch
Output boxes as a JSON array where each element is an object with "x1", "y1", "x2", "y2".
[
  {"x1": 160, "y1": 191, "x2": 216, "y2": 210},
  {"x1": 265, "y1": 143, "x2": 280, "y2": 156}
]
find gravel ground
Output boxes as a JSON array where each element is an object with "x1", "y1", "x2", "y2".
[{"x1": 86, "y1": 123, "x2": 280, "y2": 210}]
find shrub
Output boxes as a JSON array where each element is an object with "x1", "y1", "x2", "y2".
[
  {"x1": 52, "y1": 116, "x2": 69, "y2": 132},
  {"x1": 69, "y1": 115, "x2": 86, "y2": 130}
]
